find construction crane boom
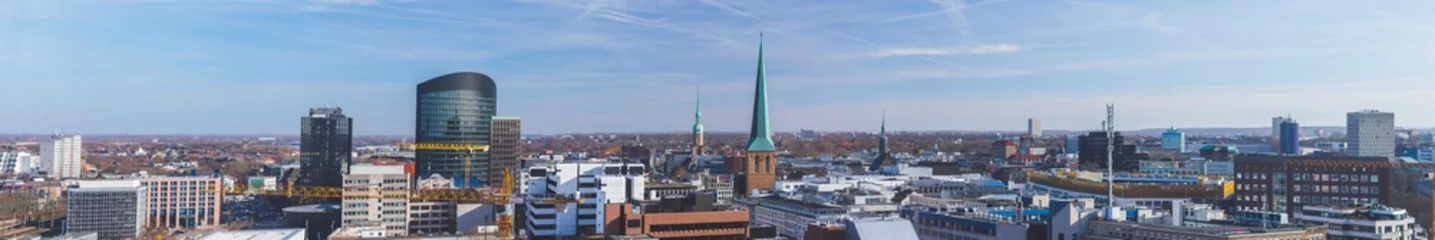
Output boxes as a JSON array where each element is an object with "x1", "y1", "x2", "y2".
[{"x1": 397, "y1": 142, "x2": 489, "y2": 188}]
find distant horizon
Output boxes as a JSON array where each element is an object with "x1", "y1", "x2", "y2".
[{"x1": 4, "y1": 125, "x2": 1427, "y2": 137}]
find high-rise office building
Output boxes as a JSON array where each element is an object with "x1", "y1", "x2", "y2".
[
  {"x1": 340, "y1": 165, "x2": 411, "y2": 237},
  {"x1": 1347, "y1": 110, "x2": 1395, "y2": 157},
  {"x1": 1027, "y1": 118, "x2": 1042, "y2": 137},
  {"x1": 301, "y1": 107, "x2": 352, "y2": 188},
  {"x1": 67, "y1": 181, "x2": 146, "y2": 240},
  {"x1": 1161, "y1": 127, "x2": 1186, "y2": 152},
  {"x1": 1271, "y1": 116, "x2": 1290, "y2": 153},
  {"x1": 1279, "y1": 119, "x2": 1300, "y2": 155},
  {"x1": 1076, "y1": 131, "x2": 1145, "y2": 172},
  {"x1": 416, "y1": 72, "x2": 497, "y2": 188},
  {"x1": 489, "y1": 116, "x2": 521, "y2": 187},
  {"x1": 732, "y1": 35, "x2": 777, "y2": 198},
  {"x1": 40, "y1": 134, "x2": 82, "y2": 179}
]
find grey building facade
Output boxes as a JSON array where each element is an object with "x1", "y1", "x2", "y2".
[
  {"x1": 1347, "y1": 110, "x2": 1395, "y2": 157},
  {"x1": 489, "y1": 116, "x2": 521, "y2": 188},
  {"x1": 416, "y1": 72, "x2": 497, "y2": 188},
  {"x1": 66, "y1": 187, "x2": 146, "y2": 240},
  {"x1": 300, "y1": 107, "x2": 352, "y2": 188}
]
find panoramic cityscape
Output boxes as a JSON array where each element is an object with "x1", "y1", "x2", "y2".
[{"x1": 5, "y1": 0, "x2": 1435, "y2": 240}]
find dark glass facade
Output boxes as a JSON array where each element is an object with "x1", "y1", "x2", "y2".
[
  {"x1": 416, "y1": 72, "x2": 497, "y2": 188},
  {"x1": 1077, "y1": 131, "x2": 1147, "y2": 172},
  {"x1": 1280, "y1": 120, "x2": 1300, "y2": 154},
  {"x1": 300, "y1": 107, "x2": 352, "y2": 188}
]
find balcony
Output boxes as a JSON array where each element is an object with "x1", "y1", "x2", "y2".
[
  {"x1": 577, "y1": 219, "x2": 598, "y2": 226},
  {"x1": 578, "y1": 208, "x2": 599, "y2": 215},
  {"x1": 526, "y1": 215, "x2": 556, "y2": 226},
  {"x1": 527, "y1": 205, "x2": 557, "y2": 215}
]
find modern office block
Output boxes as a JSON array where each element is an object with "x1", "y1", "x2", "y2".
[
  {"x1": 416, "y1": 72, "x2": 497, "y2": 188},
  {"x1": 1347, "y1": 110, "x2": 1395, "y2": 157},
  {"x1": 1028, "y1": 118, "x2": 1042, "y2": 137},
  {"x1": 300, "y1": 107, "x2": 352, "y2": 188},
  {"x1": 1161, "y1": 127, "x2": 1185, "y2": 152},
  {"x1": 1279, "y1": 119, "x2": 1300, "y2": 155},
  {"x1": 139, "y1": 177, "x2": 223, "y2": 229},
  {"x1": 489, "y1": 116, "x2": 521, "y2": 187},
  {"x1": 66, "y1": 183, "x2": 146, "y2": 240}
]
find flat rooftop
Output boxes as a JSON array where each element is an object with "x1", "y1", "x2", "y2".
[{"x1": 199, "y1": 228, "x2": 305, "y2": 240}]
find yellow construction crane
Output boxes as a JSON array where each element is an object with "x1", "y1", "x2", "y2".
[{"x1": 397, "y1": 142, "x2": 490, "y2": 188}]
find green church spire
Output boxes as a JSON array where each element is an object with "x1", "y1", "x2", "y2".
[
  {"x1": 693, "y1": 85, "x2": 703, "y2": 134},
  {"x1": 746, "y1": 33, "x2": 776, "y2": 152}
]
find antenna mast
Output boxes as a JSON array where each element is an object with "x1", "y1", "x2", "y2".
[{"x1": 1105, "y1": 104, "x2": 1115, "y2": 208}]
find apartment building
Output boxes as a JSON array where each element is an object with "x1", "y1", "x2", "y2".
[
  {"x1": 40, "y1": 134, "x2": 82, "y2": 179},
  {"x1": 341, "y1": 165, "x2": 411, "y2": 238}
]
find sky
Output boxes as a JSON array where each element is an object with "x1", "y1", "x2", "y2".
[{"x1": 3, "y1": 0, "x2": 1435, "y2": 135}]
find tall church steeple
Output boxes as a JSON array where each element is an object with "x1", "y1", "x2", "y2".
[
  {"x1": 692, "y1": 85, "x2": 705, "y2": 155},
  {"x1": 869, "y1": 112, "x2": 892, "y2": 172},
  {"x1": 735, "y1": 33, "x2": 778, "y2": 197},
  {"x1": 746, "y1": 33, "x2": 776, "y2": 152}
]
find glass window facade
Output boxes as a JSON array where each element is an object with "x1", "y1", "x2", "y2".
[
  {"x1": 301, "y1": 107, "x2": 352, "y2": 188},
  {"x1": 416, "y1": 73, "x2": 497, "y2": 188}
]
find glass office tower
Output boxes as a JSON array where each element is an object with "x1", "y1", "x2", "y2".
[
  {"x1": 416, "y1": 72, "x2": 497, "y2": 188},
  {"x1": 300, "y1": 107, "x2": 352, "y2": 188}
]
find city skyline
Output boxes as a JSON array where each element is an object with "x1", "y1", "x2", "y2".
[{"x1": 5, "y1": 0, "x2": 1435, "y2": 135}]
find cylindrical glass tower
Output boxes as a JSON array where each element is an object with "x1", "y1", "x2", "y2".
[{"x1": 416, "y1": 72, "x2": 496, "y2": 188}]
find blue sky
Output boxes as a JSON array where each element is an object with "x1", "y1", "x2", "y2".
[{"x1": 3, "y1": 0, "x2": 1435, "y2": 135}]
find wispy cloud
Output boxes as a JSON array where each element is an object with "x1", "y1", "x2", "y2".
[
  {"x1": 1138, "y1": 12, "x2": 1184, "y2": 34},
  {"x1": 869, "y1": 0, "x2": 1008, "y2": 25},
  {"x1": 868, "y1": 43, "x2": 1022, "y2": 57}
]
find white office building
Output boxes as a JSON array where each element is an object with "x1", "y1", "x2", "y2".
[
  {"x1": 1028, "y1": 118, "x2": 1042, "y2": 137},
  {"x1": 0, "y1": 152, "x2": 36, "y2": 174},
  {"x1": 40, "y1": 134, "x2": 83, "y2": 179},
  {"x1": 1348, "y1": 110, "x2": 1396, "y2": 157},
  {"x1": 523, "y1": 160, "x2": 647, "y2": 238},
  {"x1": 340, "y1": 165, "x2": 410, "y2": 238},
  {"x1": 1293, "y1": 204, "x2": 1419, "y2": 240}
]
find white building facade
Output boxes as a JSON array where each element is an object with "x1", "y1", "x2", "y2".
[
  {"x1": 0, "y1": 152, "x2": 36, "y2": 174},
  {"x1": 523, "y1": 161, "x2": 647, "y2": 238},
  {"x1": 40, "y1": 134, "x2": 83, "y2": 178},
  {"x1": 341, "y1": 165, "x2": 411, "y2": 237}
]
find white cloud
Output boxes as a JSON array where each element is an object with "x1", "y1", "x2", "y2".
[{"x1": 869, "y1": 43, "x2": 1021, "y2": 57}]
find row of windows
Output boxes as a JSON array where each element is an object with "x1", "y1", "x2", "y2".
[
  {"x1": 1291, "y1": 173, "x2": 1379, "y2": 182},
  {"x1": 649, "y1": 222, "x2": 747, "y2": 232},
  {"x1": 900, "y1": 214, "x2": 996, "y2": 236}
]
